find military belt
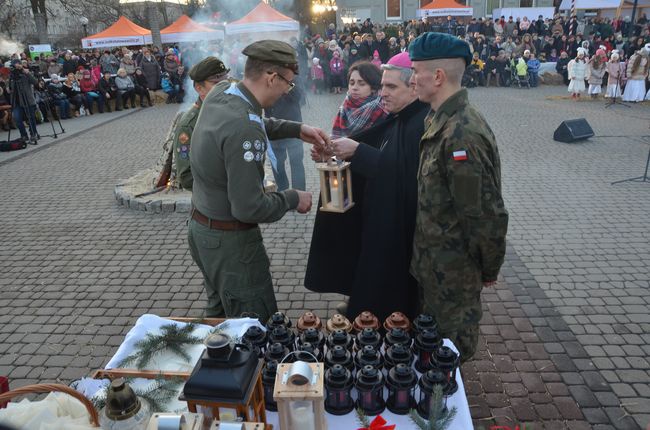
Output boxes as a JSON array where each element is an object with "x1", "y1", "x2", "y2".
[{"x1": 191, "y1": 208, "x2": 258, "y2": 231}]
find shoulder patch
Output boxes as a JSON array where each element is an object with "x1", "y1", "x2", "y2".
[
  {"x1": 243, "y1": 141, "x2": 252, "y2": 150},
  {"x1": 179, "y1": 132, "x2": 190, "y2": 144},
  {"x1": 243, "y1": 151, "x2": 254, "y2": 162}
]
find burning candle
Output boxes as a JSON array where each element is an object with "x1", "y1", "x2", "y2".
[{"x1": 329, "y1": 175, "x2": 340, "y2": 208}]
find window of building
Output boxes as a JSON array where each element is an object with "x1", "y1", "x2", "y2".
[
  {"x1": 387, "y1": 0, "x2": 401, "y2": 19},
  {"x1": 487, "y1": 0, "x2": 501, "y2": 15},
  {"x1": 520, "y1": 0, "x2": 533, "y2": 6}
]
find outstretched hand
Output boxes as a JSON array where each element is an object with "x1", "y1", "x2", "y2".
[{"x1": 300, "y1": 125, "x2": 329, "y2": 147}]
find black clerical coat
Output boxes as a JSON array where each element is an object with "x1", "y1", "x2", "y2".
[{"x1": 305, "y1": 100, "x2": 430, "y2": 322}]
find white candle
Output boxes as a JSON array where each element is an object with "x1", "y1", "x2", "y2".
[
  {"x1": 329, "y1": 175, "x2": 340, "y2": 208},
  {"x1": 290, "y1": 402, "x2": 316, "y2": 430}
]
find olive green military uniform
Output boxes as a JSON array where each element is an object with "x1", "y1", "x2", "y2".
[
  {"x1": 188, "y1": 41, "x2": 303, "y2": 322},
  {"x1": 173, "y1": 101, "x2": 200, "y2": 190},
  {"x1": 409, "y1": 33, "x2": 509, "y2": 362},
  {"x1": 172, "y1": 56, "x2": 230, "y2": 190}
]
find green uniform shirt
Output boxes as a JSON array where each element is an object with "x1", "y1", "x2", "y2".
[
  {"x1": 173, "y1": 101, "x2": 201, "y2": 190},
  {"x1": 190, "y1": 81, "x2": 302, "y2": 223}
]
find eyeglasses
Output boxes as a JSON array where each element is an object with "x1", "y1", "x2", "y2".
[{"x1": 269, "y1": 71, "x2": 295, "y2": 91}]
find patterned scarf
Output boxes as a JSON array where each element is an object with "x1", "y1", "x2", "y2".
[{"x1": 331, "y1": 94, "x2": 387, "y2": 138}]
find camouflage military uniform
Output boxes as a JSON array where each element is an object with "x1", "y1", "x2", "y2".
[
  {"x1": 411, "y1": 88, "x2": 509, "y2": 362},
  {"x1": 173, "y1": 101, "x2": 200, "y2": 190}
]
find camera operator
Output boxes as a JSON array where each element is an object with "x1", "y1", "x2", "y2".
[{"x1": 7, "y1": 59, "x2": 39, "y2": 144}]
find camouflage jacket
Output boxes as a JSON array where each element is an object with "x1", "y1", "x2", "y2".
[{"x1": 411, "y1": 89, "x2": 508, "y2": 288}]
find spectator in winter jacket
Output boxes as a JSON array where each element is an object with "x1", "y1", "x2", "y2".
[
  {"x1": 79, "y1": 69, "x2": 102, "y2": 113},
  {"x1": 485, "y1": 53, "x2": 500, "y2": 87},
  {"x1": 133, "y1": 68, "x2": 152, "y2": 107},
  {"x1": 137, "y1": 47, "x2": 161, "y2": 90},
  {"x1": 61, "y1": 72, "x2": 87, "y2": 116},
  {"x1": 556, "y1": 51, "x2": 570, "y2": 85},
  {"x1": 161, "y1": 72, "x2": 179, "y2": 103},
  {"x1": 99, "y1": 50, "x2": 119, "y2": 74},
  {"x1": 98, "y1": 71, "x2": 117, "y2": 112},
  {"x1": 329, "y1": 51, "x2": 345, "y2": 94},
  {"x1": 526, "y1": 52, "x2": 541, "y2": 87},
  {"x1": 119, "y1": 54, "x2": 136, "y2": 76},
  {"x1": 47, "y1": 75, "x2": 70, "y2": 119},
  {"x1": 115, "y1": 68, "x2": 136, "y2": 109}
]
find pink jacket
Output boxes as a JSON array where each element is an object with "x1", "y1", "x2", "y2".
[{"x1": 311, "y1": 64, "x2": 324, "y2": 80}]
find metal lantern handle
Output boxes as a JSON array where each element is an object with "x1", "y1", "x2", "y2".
[{"x1": 279, "y1": 351, "x2": 320, "y2": 386}]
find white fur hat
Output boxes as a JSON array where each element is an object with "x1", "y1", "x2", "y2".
[{"x1": 577, "y1": 47, "x2": 587, "y2": 56}]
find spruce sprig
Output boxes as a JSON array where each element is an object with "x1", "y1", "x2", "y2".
[
  {"x1": 118, "y1": 323, "x2": 203, "y2": 369},
  {"x1": 356, "y1": 406, "x2": 371, "y2": 428},
  {"x1": 91, "y1": 377, "x2": 183, "y2": 413},
  {"x1": 409, "y1": 385, "x2": 457, "y2": 430}
]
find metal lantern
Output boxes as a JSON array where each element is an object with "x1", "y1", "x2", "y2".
[
  {"x1": 99, "y1": 379, "x2": 151, "y2": 430},
  {"x1": 182, "y1": 334, "x2": 267, "y2": 425},
  {"x1": 354, "y1": 345, "x2": 384, "y2": 372},
  {"x1": 412, "y1": 314, "x2": 437, "y2": 336},
  {"x1": 355, "y1": 328, "x2": 382, "y2": 351},
  {"x1": 383, "y1": 312, "x2": 411, "y2": 331},
  {"x1": 324, "y1": 364, "x2": 355, "y2": 415},
  {"x1": 384, "y1": 343, "x2": 414, "y2": 371},
  {"x1": 352, "y1": 311, "x2": 380, "y2": 333},
  {"x1": 262, "y1": 360, "x2": 279, "y2": 412},
  {"x1": 296, "y1": 342, "x2": 322, "y2": 363},
  {"x1": 269, "y1": 325, "x2": 296, "y2": 352},
  {"x1": 430, "y1": 346, "x2": 460, "y2": 395},
  {"x1": 243, "y1": 326, "x2": 268, "y2": 358},
  {"x1": 267, "y1": 312, "x2": 292, "y2": 331},
  {"x1": 326, "y1": 329, "x2": 354, "y2": 351},
  {"x1": 298, "y1": 328, "x2": 326, "y2": 351},
  {"x1": 384, "y1": 327, "x2": 412, "y2": 350},
  {"x1": 316, "y1": 158, "x2": 354, "y2": 213},
  {"x1": 274, "y1": 361, "x2": 327, "y2": 430},
  {"x1": 265, "y1": 342, "x2": 291, "y2": 364},
  {"x1": 355, "y1": 365, "x2": 385, "y2": 416},
  {"x1": 325, "y1": 314, "x2": 352, "y2": 334},
  {"x1": 386, "y1": 364, "x2": 417, "y2": 415},
  {"x1": 297, "y1": 312, "x2": 322, "y2": 333},
  {"x1": 417, "y1": 369, "x2": 449, "y2": 419},
  {"x1": 413, "y1": 328, "x2": 443, "y2": 373},
  {"x1": 324, "y1": 345, "x2": 354, "y2": 371}
]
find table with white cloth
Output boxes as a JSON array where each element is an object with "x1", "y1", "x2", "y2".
[{"x1": 84, "y1": 314, "x2": 474, "y2": 430}]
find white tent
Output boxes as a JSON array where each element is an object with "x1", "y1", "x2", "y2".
[
  {"x1": 559, "y1": 0, "x2": 623, "y2": 9},
  {"x1": 226, "y1": 2, "x2": 299, "y2": 36},
  {"x1": 160, "y1": 15, "x2": 224, "y2": 43}
]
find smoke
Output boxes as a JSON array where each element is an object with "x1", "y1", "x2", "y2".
[{"x1": 0, "y1": 37, "x2": 25, "y2": 57}]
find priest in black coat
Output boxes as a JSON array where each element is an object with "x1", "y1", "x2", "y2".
[{"x1": 305, "y1": 53, "x2": 430, "y2": 322}]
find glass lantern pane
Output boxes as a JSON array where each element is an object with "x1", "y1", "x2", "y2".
[{"x1": 289, "y1": 401, "x2": 316, "y2": 430}]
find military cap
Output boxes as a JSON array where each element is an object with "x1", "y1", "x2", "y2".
[
  {"x1": 189, "y1": 56, "x2": 229, "y2": 82},
  {"x1": 242, "y1": 40, "x2": 299, "y2": 73},
  {"x1": 409, "y1": 32, "x2": 472, "y2": 65}
]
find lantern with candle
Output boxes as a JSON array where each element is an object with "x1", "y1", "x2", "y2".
[
  {"x1": 273, "y1": 361, "x2": 327, "y2": 430},
  {"x1": 267, "y1": 312, "x2": 292, "y2": 331},
  {"x1": 325, "y1": 314, "x2": 353, "y2": 334},
  {"x1": 243, "y1": 326, "x2": 268, "y2": 358},
  {"x1": 269, "y1": 325, "x2": 296, "y2": 352},
  {"x1": 413, "y1": 328, "x2": 442, "y2": 373},
  {"x1": 262, "y1": 360, "x2": 279, "y2": 411},
  {"x1": 182, "y1": 333, "x2": 267, "y2": 424},
  {"x1": 297, "y1": 312, "x2": 322, "y2": 333},
  {"x1": 354, "y1": 345, "x2": 384, "y2": 371},
  {"x1": 383, "y1": 312, "x2": 411, "y2": 332},
  {"x1": 355, "y1": 328, "x2": 382, "y2": 351},
  {"x1": 384, "y1": 343, "x2": 414, "y2": 371},
  {"x1": 325, "y1": 345, "x2": 354, "y2": 371},
  {"x1": 326, "y1": 329, "x2": 354, "y2": 351},
  {"x1": 384, "y1": 327, "x2": 412, "y2": 350},
  {"x1": 352, "y1": 311, "x2": 380, "y2": 333},
  {"x1": 298, "y1": 328, "x2": 326, "y2": 351},
  {"x1": 296, "y1": 342, "x2": 322, "y2": 363},
  {"x1": 385, "y1": 363, "x2": 417, "y2": 415},
  {"x1": 412, "y1": 314, "x2": 437, "y2": 336},
  {"x1": 324, "y1": 364, "x2": 355, "y2": 415},
  {"x1": 355, "y1": 365, "x2": 385, "y2": 416},
  {"x1": 430, "y1": 346, "x2": 460, "y2": 395},
  {"x1": 316, "y1": 158, "x2": 354, "y2": 213},
  {"x1": 264, "y1": 342, "x2": 291, "y2": 364},
  {"x1": 417, "y1": 369, "x2": 449, "y2": 419}
]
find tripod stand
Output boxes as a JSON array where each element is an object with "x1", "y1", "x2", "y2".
[
  {"x1": 611, "y1": 143, "x2": 650, "y2": 184},
  {"x1": 36, "y1": 90, "x2": 65, "y2": 139},
  {"x1": 605, "y1": 68, "x2": 629, "y2": 108}
]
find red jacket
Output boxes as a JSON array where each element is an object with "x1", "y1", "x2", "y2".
[{"x1": 79, "y1": 78, "x2": 97, "y2": 93}]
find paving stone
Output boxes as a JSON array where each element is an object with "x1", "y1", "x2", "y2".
[{"x1": 569, "y1": 385, "x2": 601, "y2": 408}]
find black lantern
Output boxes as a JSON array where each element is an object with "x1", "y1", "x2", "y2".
[
  {"x1": 412, "y1": 314, "x2": 437, "y2": 336},
  {"x1": 269, "y1": 325, "x2": 296, "y2": 352},
  {"x1": 265, "y1": 342, "x2": 291, "y2": 364},
  {"x1": 243, "y1": 326, "x2": 268, "y2": 358},
  {"x1": 262, "y1": 360, "x2": 279, "y2": 411},
  {"x1": 355, "y1": 328, "x2": 382, "y2": 351},
  {"x1": 413, "y1": 328, "x2": 442, "y2": 373},
  {"x1": 325, "y1": 345, "x2": 354, "y2": 371},
  {"x1": 327, "y1": 329, "x2": 354, "y2": 351},
  {"x1": 417, "y1": 369, "x2": 449, "y2": 419},
  {"x1": 354, "y1": 345, "x2": 384, "y2": 371},
  {"x1": 266, "y1": 312, "x2": 292, "y2": 331},
  {"x1": 430, "y1": 346, "x2": 459, "y2": 395},
  {"x1": 386, "y1": 363, "x2": 417, "y2": 415},
  {"x1": 296, "y1": 342, "x2": 322, "y2": 362},
  {"x1": 324, "y1": 364, "x2": 354, "y2": 415},
  {"x1": 298, "y1": 327, "x2": 326, "y2": 351},
  {"x1": 384, "y1": 327, "x2": 412, "y2": 350},
  {"x1": 384, "y1": 343, "x2": 414, "y2": 371},
  {"x1": 355, "y1": 365, "x2": 385, "y2": 416}
]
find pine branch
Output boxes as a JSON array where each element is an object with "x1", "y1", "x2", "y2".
[
  {"x1": 355, "y1": 406, "x2": 371, "y2": 428},
  {"x1": 90, "y1": 377, "x2": 183, "y2": 414},
  {"x1": 408, "y1": 385, "x2": 458, "y2": 430}
]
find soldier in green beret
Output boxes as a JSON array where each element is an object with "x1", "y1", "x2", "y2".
[
  {"x1": 172, "y1": 56, "x2": 230, "y2": 190},
  {"x1": 409, "y1": 32, "x2": 509, "y2": 362},
  {"x1": 188, "y1": 40, "x2": 329, "y2": 322}
]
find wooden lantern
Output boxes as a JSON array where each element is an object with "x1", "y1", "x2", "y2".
[
  {"x1": 316, "y1": 159, "x2": 354, "y2": 213},
  {"x1": 274, "y1": 361, "x2": 327, "y2": 430}
]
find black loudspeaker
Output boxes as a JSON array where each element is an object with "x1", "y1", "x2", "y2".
[{"x1": 553, "y1": 118, "x2": 594, "y2": 143}]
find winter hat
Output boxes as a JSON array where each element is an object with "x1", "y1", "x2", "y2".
[
  {"x1": 577, "y1": 47, "x2": 587, "y2": 57},
  {"x1": 610, "y1": 52, "x2": 620, "y2": 61},
  {"x1": 50, "y1": 74, "x2": 60, "y2": 82},
  {"x1": 312, "y1": 57, "x2": 320, "y2": 65},
  {"x1": 373, "y1": 50, "x2": 379, "y2": 57},
  {"x1": 595, "y1": 48, "x2": 606, "y2": 58},
  {"x1": 383, "y1": 52, "x2": 412, "y2": 70}
]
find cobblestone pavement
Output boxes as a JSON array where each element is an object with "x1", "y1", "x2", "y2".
[{"x1": 0, "y1": 85, "x2": 648, "y2": 429}]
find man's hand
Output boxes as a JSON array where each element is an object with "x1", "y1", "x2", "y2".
[
  {"x1": 300, "y1": 124, "x2": 329, "y2": 147},
  {"x1": 311, "y1": 144, "x2": 333, "y2": 162},
  {"x1": 295, "y1": 190, "x2": 312, "y2": 214},
  {"x1": 331, "y1": 137, "x2": 359, "y2": 160}
]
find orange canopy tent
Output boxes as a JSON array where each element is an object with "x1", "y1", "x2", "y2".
[
  {"x1": 161, "y1": 15, "x2": 224, "y2": 43},
  {"x1": 82, "y1": 16, "x2": 152, "y2": 48},
  {"x1": 417, "y1": 0, "x2": 473, "y2": 17},
  {"x1": 225, "y1": 2, "x2": 299, "y2": 36}
]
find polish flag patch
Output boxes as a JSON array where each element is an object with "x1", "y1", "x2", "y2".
[{"x1": 453, "y1": 150, "x2": 468, "y2": 161}]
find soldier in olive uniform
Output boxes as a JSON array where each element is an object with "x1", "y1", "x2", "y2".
[
  {"x1": 173, "y1": 57, "x2": 230, "y2": 190},
  {"x1": 409, "y1": 32, "x2": 509, "y2": 362},
  {"x1": 189, "y1": 40, "x2": 328, "y2": 322}
]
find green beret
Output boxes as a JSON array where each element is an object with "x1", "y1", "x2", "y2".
[
  {"x1": 242, "y1": 40, "x2": 299, "y2": 73},
  {"x1": 189, "y1": 56, "x2": 229, "y2": 82},
  {"x1": 409, "y1": 32, "x2": 472, "y2": 65}
]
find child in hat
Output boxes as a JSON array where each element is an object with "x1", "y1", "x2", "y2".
[
  {"x1": 587, "y1": 49, "x2": 607, "y2": 98},
  {"x1": 310, "y1": 58, "x2": 324, "y2": 94},
  {"x1": 605, "y1": 51, "x2": 626, "y2": 99},
  {"x1": 567, "y1": 48, "x2": 587, "y2": 99}
]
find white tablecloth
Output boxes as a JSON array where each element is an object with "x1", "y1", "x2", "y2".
[{"x1": 539, "y1": 62, "x2": 557, "y2": 74}]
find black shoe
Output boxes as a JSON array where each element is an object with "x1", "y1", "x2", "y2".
[
  {"x1": 115, "y1": 107, "x2": 122, "y2": 111},
  {"x1": 28, "y1": 135, "x2": 38, "y2": 145},
  {"x1": 140, "y1": 102, "x2": 146, "y2": 107},
  {"x1": 124, "y1": 105, "x2": 129, "y2": 109},
  {"x1": 131, "y1": 102, "x2": 136, "y2": 108}
]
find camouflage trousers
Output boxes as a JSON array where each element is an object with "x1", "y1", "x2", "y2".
[{"x1": 188, "y1": 219, "x2": 278, "y2": 323}]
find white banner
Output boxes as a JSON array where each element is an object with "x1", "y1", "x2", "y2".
[
  {"x1": 81, "y1": 35, "x2": 152, "y2": 49},
  {"x1": 417, "y1": 7, "x2": 474, "y2": 17},
  {"x1": 225, "y1": 20, "x2": 299, "y2": 35},
  {"x1": 161, "y1": 30, "x2": 224, "y2": 43},
  {"x1": 29, "y1": 44, "x2": 52, "y2": 53}
]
